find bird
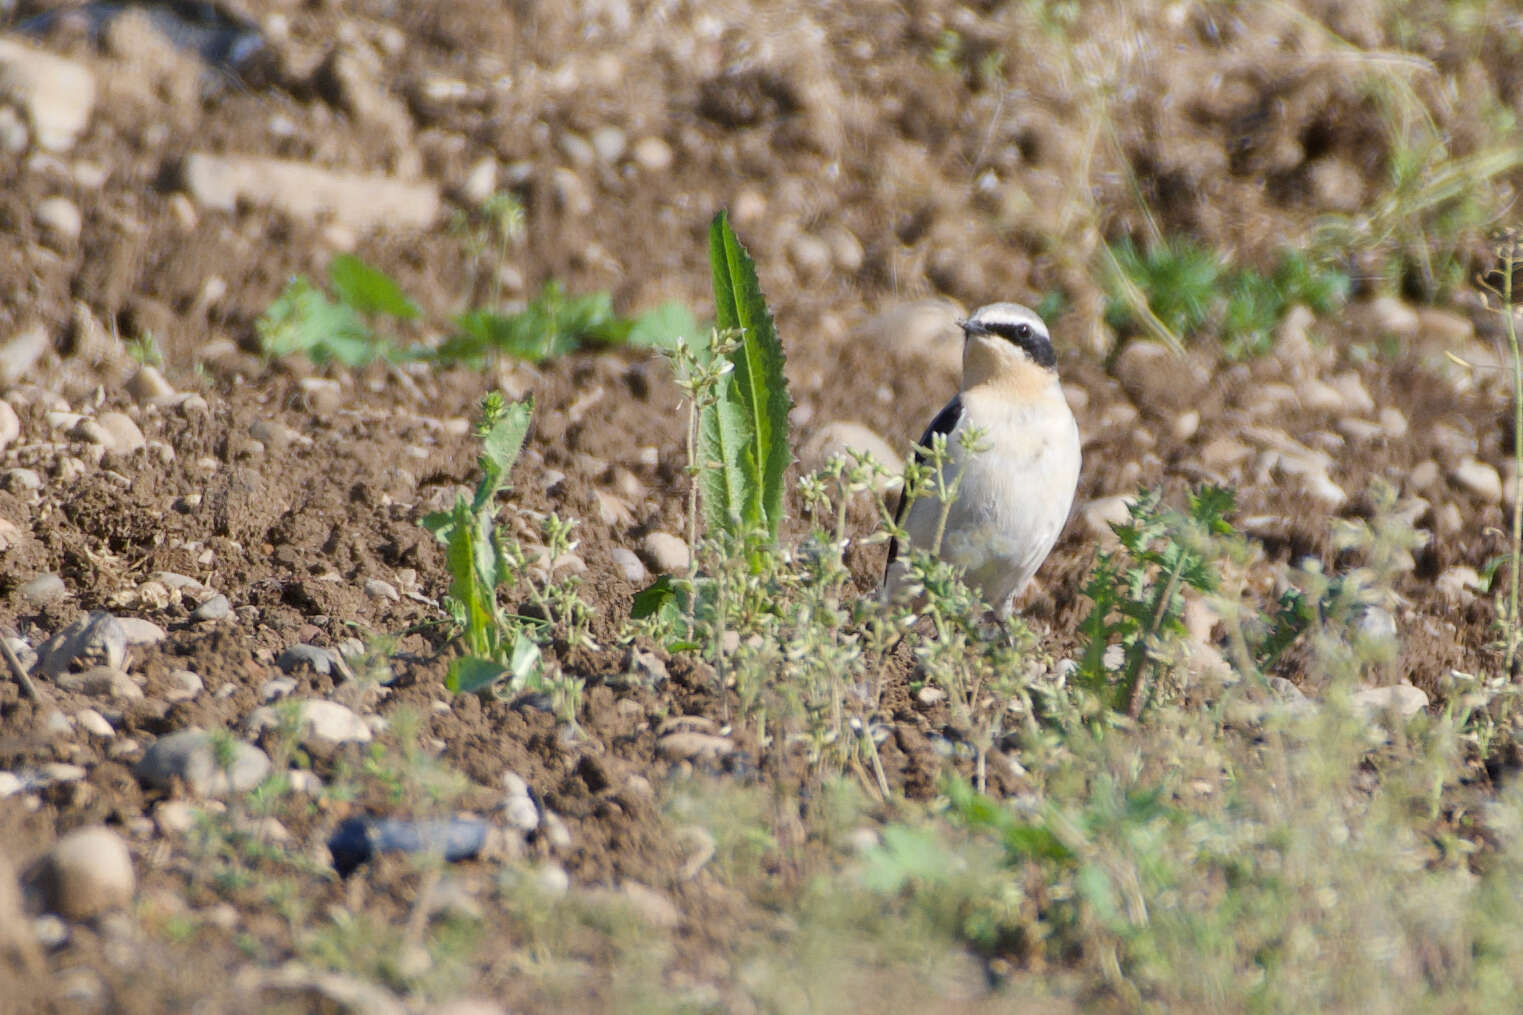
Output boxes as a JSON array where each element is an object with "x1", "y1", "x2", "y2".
[{"x1": 882, "y1": 302, "x2": 1081, "y2": 620}]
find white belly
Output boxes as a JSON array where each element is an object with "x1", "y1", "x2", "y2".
[{"x1": 897, "y1": 393, "x2": 1080, "y2": 613}]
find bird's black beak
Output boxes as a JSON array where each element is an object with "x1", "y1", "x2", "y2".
[{"x1": 957, "y1": 319, "x2": 983, "y2": 339}]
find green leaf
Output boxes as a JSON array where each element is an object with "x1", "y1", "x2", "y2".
[
  {"x1": 447, "y1": 655, "x2": 510, "y2": 694},
  {"x1": 256, "y1": 276, "x2": 385, "y2": 367},
  {"x1": 328, "y1": 254, "x2": 420, "y2": 319},
  {"x1": 627, "y1": 301, "x2": 700, "y2": 351},
  {"x1": 631, "y1": 575, "x2": 683, "y2": 622},
  {"x1": 703, "y1": 210, "x2": 793, "y2": 544},
  {"x1": 473, "y1": 394, "x2": 534, "y2": 510}
]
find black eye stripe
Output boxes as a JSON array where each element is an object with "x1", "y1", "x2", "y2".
[{"x1": 976, "y1": 319, "x2": 1056, "y2": 368}]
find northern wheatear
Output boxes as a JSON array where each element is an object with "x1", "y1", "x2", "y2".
[{"x1": 882, "y1": 302, "x2": 1081, "y2": 619}]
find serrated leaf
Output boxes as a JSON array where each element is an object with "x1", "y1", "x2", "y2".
[
  {"x1": 328, "y1": 254, "x2": 420, "y2": 319},
  {"x1": 473, "y1": 395, "x2": 533, "y2": 510},
  {"x1": 703, "y1": 211, "x2": 792, "y2": 544}
]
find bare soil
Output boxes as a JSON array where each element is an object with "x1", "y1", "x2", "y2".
[{"x1": 2, "y1": 1, "x2": 1520, "y2": 1011}]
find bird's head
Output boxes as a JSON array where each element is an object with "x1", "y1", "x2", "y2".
[{"x1": 958, "y1": 302, "x2": 1058, "y2": 391}]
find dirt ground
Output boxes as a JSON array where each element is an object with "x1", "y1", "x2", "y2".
[{"x1": 2, "y1": 0, "x2": 1521, "y2": 1011}]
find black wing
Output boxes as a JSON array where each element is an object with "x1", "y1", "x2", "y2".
[{"x1": 885, "y1": 394, "x2": 963, "y2": 572}]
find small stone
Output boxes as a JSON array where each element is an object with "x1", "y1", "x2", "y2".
[
  {"x1": 590, "y1": 125, "x2": 627, "y2": 164},
  {"x1": 916, "y1": 685, "x2": 947, "y2": 706},
  {"x1": 0, "y1": 324, "x2": 51, "y2": 385},
  {"x1": 1451, "y1": 459, "x2": 1502, "y2": 504},
  {"x1": 0, "y1": 40, "x2": 96, "y2": 152},
  {"x1": 180, "y1": 153, "x2": 439, "y2": 233},
  {"x1": 248, "y1": 699, "x2": 372, "y2": 749},
  {"x1": 0, "y1": 772, "x2": 21, "y2": 797},
  {"x1": 632, "y1": 135, "x2": 673, "y2": 172},
  {"x1": 0, "y1": 400, "x2": 18, "y2": 453},
  {"x1": 626, "y1": 646, "x2": 669, "y2": 687},
  {"x1": 75, "y1": 709, "x2": 114, "y2": 738},
  {"x1": 260, "y1": 677, "x2": 297, "y2": 701},
  {"x1": 503, "y1": 794, "x2": 539, "y2": 834},
  {"x1": 153, "y1": 800, "x2": 197, "y2": 837},
  {"x1": 1366, "y1": 296, "x2": 1420, "y2": 340},
  {"x1": 1200, "y1": 436, "x2": 1252, "y2": 470},
  {"x1": 35, "y1": 196, "x2": 82, "y2": 247},
  {"x1": 1173, "y1": 410, "x2": 1200, "y2": 441},
  {"x1": 460, "y1": 156, "x2": 497, "y2": 205},
  {"x1": 799, "y1": 422, "x2": 904, "y2": 487},
  {"x1": 5, "y1": 467, "x2": 42, "y2": 492},
  {"x1": 126, "y1": 365, "x2": 176, "y2": 404},
  {"x1": 640, "y1": 532, "x2": 690, "y2": 575},
  {"x1": 1408, "y1": 460, "x2": 1440, "y2": 492},
  {"x1": 541, "y1": 812, "x2": 572, "y2": 850},
  {"x1": 1352, "y1": 684, "x2": 1428, "y2": 721},
  {"x1": 1415, "y1": 307, "x2": 1473, "y2": 345},
  {"x1": 609, "y1": 547, "x2": 647, "y2": 584},
  {"x1": 165, "y1": 669, "x2": 203, "y2": 702},
  {"x1": 657, "y1": 731, "x2": 733, "y2": 761},
  {"x1": 95, "y1": 412, "x2": 146, "y2": 456},
  {"x1": 362, "y1": 579, "x2": 399, "y2": 602},
  {"x1": 135, "y1": 729, "x2": 271, "y2": 797},
  {"x1": 191, "y1": 594, "x2": 231, "y2": 622},
  {"x1": 116, "y1": 617, "x2": 165, "y2": 648},
  {"x1": 787, "y1": 233, "x2": 833, "y2": 282},
  {"x1": 1436, "y1": 566, "x2": 1483, "y2": 602},
  {"x1": 55, "y1": 666, "x2": 140, "y2": 700},
  {"x1": 857, "y1": 299, "x2": 965, "y2": 377},
  {"x1": 39, "y1": 826, "x2": 134, "y2": 920},
  {"x1": 1082, "y1": 495, "x2": 1133, "y2": 541},
  {"x1": 36, "y1": 612, "x2": 128, "y2": 676},
  {"x1": 19, "y1": 573, "x2": 68, "y2": 608},
  {"x1": 276, "y1": 643, "x2": 342, "y2": 676}
]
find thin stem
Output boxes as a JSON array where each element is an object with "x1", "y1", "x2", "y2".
[
  {"x1": 1128, "y1": 558, "x2": 1185, "y2": 718},
  {"x1": 1504, "y1": 237, "x2": 1522, "y2": 680}
]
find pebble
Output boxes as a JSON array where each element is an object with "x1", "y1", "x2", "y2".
[
  {"x1": 191, "y1": 593, "x2": 231, "y2": 621},
  {"x1": 118, "y1": 616, "x2": 167, "y2": 646},
  {"x1": 126, "y1": 365, "x2": 175, "y2": 403},
  {"x1": 503, "y1": 793, "x2": 539, "y2": 834},
  {"x1": 1408, "y1": 460, "x2": 1440, "y2": 492},
  {"x1": 153, "y1": 800, "x2": 197, "y2": 837},
  {"x1": 632, "y1": 135, "x2": 673, "y2": 172},
  {"x1": 0, "y1": 771, "x2": 21, "y2": 797},
  {"x1": 1365, "y1": 295, "x2": 1420, "y2": 340},
  {"x1": 1436, "y1": 566, "x2": 1483, "y2": 602},
  {"x1": 55, "y1": 665, "x2": 141, "y2": 700},
  {"x1": 618, "y1": 881, "x2": 681, "y2": 928},
  {"x1": 798, "y1": 422, "x2": 904, "y2": 487},
  {"x1": 0, "y1": 400, "x2": 18, "y2": 453},
  {"x1": 35, "y1": 196, "x2": 82, "y2": 247},
  {"x1": 855, "y1": 299, "x2": 964, "y2": 376},
  {"x1": 609, "y1": 547, "x2": 647, "y2": 584},
  {"x1": 248, "y1": 699, "x2": 372, "y2": 749},
  {"x1": 96, "y1": 412, "x2": 146, "y2": 455},
  {"x1": 657, "y1": 731, "x2": 733, "y2": 761},
  {"x1": 165, "y1": 669, "x2": 203, "y2": 702},
  {"x1": 257, "y1": 968, "x2": 408, "y2": 1015},
  {"x1": 1173, "y1": 410, "x2": 1200, "y2": 441},
  {"x1": 19, "y1": 572, "x2": 68, "y2": 608},
  {"x1": 0, "y1": 39, "x2": 96, "y2": 152},
  {"x1": 1082, "y1": 495, "x2": 1132, "y2": 541},
  {"x1": 180, "y1": 153, "x2": 440, "y2": 233},
  {"x1": 1451, "y1": 459, "x2": 1502, "y2": 504},
  {"x1": 260, "y1": 677, "x2": 297, "y2": 701},
  {"x1": 5, "y1": 466, "x2": 42, "y2": 492},
  {"x1": 135, "y1": 729, "x2": 271, "y2": 797},
  {"x1": 276, "y1": 643, "x2": 342, "y2": 676},
  {"x1": 1352, "y1": 683, "x2": 1428, "y2": 721},
  {"x1": 362, "y1": 579, "x2": 399, "y2": 602},
  {"x1": 39, "y1": 826, "x2": 134, "y2": 920},
  {"x1": 76, "y1": 709, "x2": 114, "y2": 738},
  {"x1": 0, "y1": 324, "x2": 50, "y2": 385},
  {"x1": 590, "y1": 125, "x2": 627, "y2": 164},
  {"x1": 640, "y1": 532, "x2": 690, "y2": 575},
  {"x1": 36, "y1": 611, "x2": 127, "y2": 676}
]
